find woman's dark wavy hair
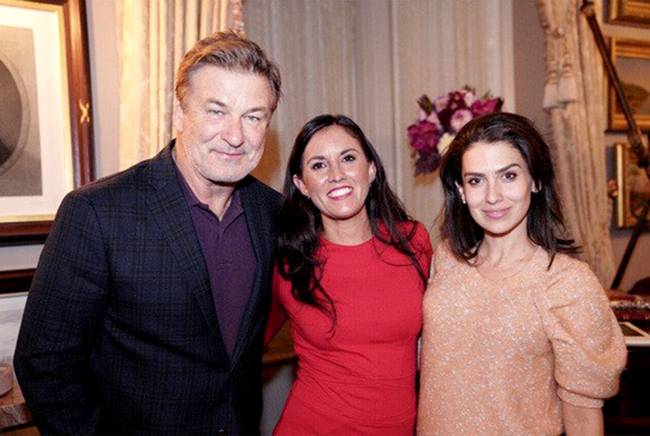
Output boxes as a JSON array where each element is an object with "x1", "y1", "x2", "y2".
[
  {"x1": 439, "y1": 112, "x2": 578, "y2": 267},
  {"x1": 277, "y1": 114, "x2": 427, "y2": 326}
]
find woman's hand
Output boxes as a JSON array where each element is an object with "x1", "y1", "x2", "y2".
[{"x1": 562, "y1": 401, "x2": 604, "y2": 436}]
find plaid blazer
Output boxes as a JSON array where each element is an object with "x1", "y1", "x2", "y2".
[{"x1": 14, "y1": 143, "x2": 281, "y2": 435}]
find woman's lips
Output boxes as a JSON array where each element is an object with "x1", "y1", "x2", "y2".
[
  {"x1": 327, "y1": 186, "x2": 353, "y2": 199},
  {"x1": 482, "y1": 207, "x2": 510, "y2": 219}
]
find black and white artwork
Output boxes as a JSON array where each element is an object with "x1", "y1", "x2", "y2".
[{"x1": 0, "y1": 24, "x2": 42, "y2": 196}]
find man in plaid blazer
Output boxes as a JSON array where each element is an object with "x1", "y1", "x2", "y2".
[{"x1": 14, "y1": 32, "x2": 282, "y2": 435}]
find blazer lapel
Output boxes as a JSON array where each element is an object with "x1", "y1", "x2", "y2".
[
  {"x1": 231, "y1": 179, "x2": 273, "y2": 364},
  {"x1": 145, "y1": 143, "x2": 229, "y2": 361}
]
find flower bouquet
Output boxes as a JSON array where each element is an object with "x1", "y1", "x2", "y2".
[{"x1": 407, "y1": 86, "x2": 503, "y2": 175}]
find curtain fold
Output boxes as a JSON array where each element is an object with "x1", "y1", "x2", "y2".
[
  {"x1": 245, "y1": 0, "x2": 515, "y2": 238},
  {"x1": 117, "y1": 0, "x2": 235, "y2": 169},
  {"x1": 536, "y1": 0, "x2": 616, "y2": 286}
]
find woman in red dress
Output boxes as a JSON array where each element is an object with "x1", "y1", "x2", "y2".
[{"x1": 266, "y1": 114, "x2": 432, "y2": 435}]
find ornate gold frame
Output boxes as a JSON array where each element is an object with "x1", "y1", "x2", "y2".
[
  {"x1": 615, "y1": 142, "x2": 650, "y2": 228},
  {"x1": 610, "y1": 0, "x2": 650, "y2": 27},
  {"x1": 608, "y1": 38, "x2": 650, "y2": 131}
]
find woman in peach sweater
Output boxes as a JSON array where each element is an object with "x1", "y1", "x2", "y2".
[{"x1": 418, "y1": 112, "x2": 627, "y2": 435}]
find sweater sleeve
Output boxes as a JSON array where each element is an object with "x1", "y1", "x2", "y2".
[{"x1": 534, "y1": 259, "x2": 627, "y2": 408}]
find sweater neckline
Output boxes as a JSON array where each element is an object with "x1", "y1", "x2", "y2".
[{"x1": 471, "y1": 245, "x2": 545, "y2": 282}]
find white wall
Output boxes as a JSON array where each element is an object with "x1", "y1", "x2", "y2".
[{"x1": 86, "y1": 0, "x2": 121, "y2": 179}]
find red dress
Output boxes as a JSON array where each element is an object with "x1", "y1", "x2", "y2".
[{"x1": 266, "y1": 222, "x2": 432, "y2": 435}]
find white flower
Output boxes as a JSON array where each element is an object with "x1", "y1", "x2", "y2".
[
  {"x1": 434, "y1": 95, "x2": 449, "y2": 112},
  {"x1": 438, "y1": 133, "x2": 455, "y2": 155},
  {"x1": 464, "y1": 90, "x2": 477, "y2": 107}
]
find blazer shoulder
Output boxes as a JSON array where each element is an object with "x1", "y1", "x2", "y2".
[
  {"x1": 240, "y1": 176, "x2": 282, "y2": 208},
  {"x1": 68, "y1": 156, "x2": 157, "y2": 204}
]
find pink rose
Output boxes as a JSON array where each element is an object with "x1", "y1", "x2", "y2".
[
  {"x1": 464, "y1": 90, "x2": 477, "y2": 107},
  {"x1": 407, "y1": 120, "x2": 440, "y2": 154},
  {"x1": 470, "y1": 98, "x2": 503, "y2": 116},
  {"x1": 450, "y1": 109, "x2": 473, "y2": 133},
  {"x1": 448, "y1": 91, "x2": 468, "y2": 111}
]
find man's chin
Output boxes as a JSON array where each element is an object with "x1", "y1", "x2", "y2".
[{"x1": 207, "y1": 170, "x2": 250, "y2": 186}]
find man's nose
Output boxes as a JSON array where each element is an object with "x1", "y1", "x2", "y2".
[{"x1": 223, "y1": 118, "x2": 244, "y2": 148}]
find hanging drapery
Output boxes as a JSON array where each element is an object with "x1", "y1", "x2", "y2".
[
  {"x1": 117, "y1": 0, "x2": 243, "y2": 169},
  {"x1": 536, "y1": 0, "x2": 616, "y2": 286},
  {"x1": 245, "y1": 0, "x2": 515, "y2": 234}
]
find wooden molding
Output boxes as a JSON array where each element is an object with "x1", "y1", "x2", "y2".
[{"x1": 0, "y1": 269, "x2": 35, "y2": 295}]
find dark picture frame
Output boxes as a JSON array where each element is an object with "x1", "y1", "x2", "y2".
[
  {"x1": 0, "y1": 268, "x2": 34, "y2": 295},
  {"x1": 0, "y1": 0, "x2": 93, "y2": 246},
  {"x1": 608, "y1": 38, "x2": 650, "y2": 132},
  {"x1": 609, "y1": 0, "x2": 650, "y2": 27}
]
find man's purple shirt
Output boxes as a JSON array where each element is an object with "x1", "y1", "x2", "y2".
[{"x1": 175, "y1": 166, "x2": 256, "y2": 356}]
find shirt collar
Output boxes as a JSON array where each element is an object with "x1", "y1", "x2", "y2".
[{"x1": 173, "y1": 158, "x2": 244, "y2": 221}]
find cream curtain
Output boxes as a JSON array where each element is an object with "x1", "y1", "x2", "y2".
[
  {"x1": 116, "y1": 0, "x2": 234, "y2": 169},
  {"x1": 536, "y1": 0, "x2": 616, "y2": 285},
  {"x1": 245, "y1": 0, "x2": 515, "y2": 238}
]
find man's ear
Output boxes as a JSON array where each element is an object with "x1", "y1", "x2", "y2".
[
  {"x1": 293, "y1": 174, "x2": 309, "y2": 198},
  {"x1": 173, "y1": 98, "x2": 184, "y2": 133}
]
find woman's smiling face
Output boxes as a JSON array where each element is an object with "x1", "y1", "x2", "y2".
[
  {"x1": 293, "y1": 125, "x2": 376, "y2": 229},
  {"x1": 457, "y1": 140, "x2": 536, "y2": 239}
]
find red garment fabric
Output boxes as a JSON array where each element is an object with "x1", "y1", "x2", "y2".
[{"x1": 267, "y1": 222, "x2": 432, "y2": 435}]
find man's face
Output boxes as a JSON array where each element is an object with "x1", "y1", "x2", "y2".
[{"x1": 174, "y1": 65, "x2": 274, "y2": 186}]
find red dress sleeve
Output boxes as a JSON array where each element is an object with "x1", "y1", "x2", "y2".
[
  {"x1": 412, "y1": 221, "x2": 433, "y2": 281},
  {"x1": 264, "y1": 265, "x2": 288, "y2": 344}
]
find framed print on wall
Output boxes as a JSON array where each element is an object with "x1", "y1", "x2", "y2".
[
  {"x1": 608, "y1": 38, "x2": 650, "y2": 131},
  {"x1": 614, "y1": 143, "x2": 650, "y2": 228},
  {"x1": 610, "y1": 0, "x2": 650, "y2": 27},
  {"x1": 0, "y1": 0, "x2": 93, "y2": 245}
]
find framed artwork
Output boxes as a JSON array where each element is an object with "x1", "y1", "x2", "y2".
[
  {"x1": 0, "y1": 0, "x2": 93, "y2": 245},
  {"x1": 614, "y1": 143, "x2": 650, "y2": 228},
  {"x1": 608, "y1": 38, "x2": 650, "y2": 131},
  {"x1": 610, "y1": 0, "x2": 650, "y2": 27}
]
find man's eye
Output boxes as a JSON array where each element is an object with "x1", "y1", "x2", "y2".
[{"x1": 247, "y1": 114, "x2": 262, "y2": 122}]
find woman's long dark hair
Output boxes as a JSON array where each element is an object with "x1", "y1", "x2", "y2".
[
  {"x1": 277, "y1": 114, "x2": 427, "y2": 325},
  {"x1": 439, "y1": 112, "x2": 578, "y2": 267}
]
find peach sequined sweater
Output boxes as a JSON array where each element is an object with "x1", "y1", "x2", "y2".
[{"x1": 418, "y1": 243, "x2": 627, "y2": 436}]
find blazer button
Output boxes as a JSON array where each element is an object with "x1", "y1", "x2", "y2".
[{"x1": 217, "y1": 429, "x2": 226, "y2": 434}]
